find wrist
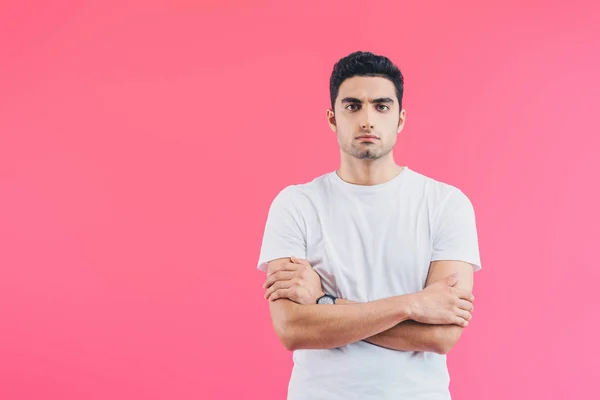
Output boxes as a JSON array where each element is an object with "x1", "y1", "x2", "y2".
[
  {"x1": 313, "y1": 290, "x2": 326, "y2": 304},
  {"x1": 395, "y1": 294, "x2": 414, "y2": 321}
]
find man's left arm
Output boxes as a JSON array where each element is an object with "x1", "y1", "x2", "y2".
[
  {"x1": 361, "y1": 259, "x2": 474, "y2": 354},
  {"x1": 350, "y1": 188, "x2": 481, "y2": 354}
]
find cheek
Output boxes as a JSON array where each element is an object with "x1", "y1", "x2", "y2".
[
  {"x1": 334, "y1": 123, "x2": 353, "y2": 139},
  {"x1": 335, "y1": 114, "x2": 357, "y2": 126}
]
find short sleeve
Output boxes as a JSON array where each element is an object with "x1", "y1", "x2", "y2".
[
  {"x1": 256, "y1": 186, "x2": 307, "y2": 273},
  {"x1": 431, "y1": 188, "x2": 482, "y2": 271}
]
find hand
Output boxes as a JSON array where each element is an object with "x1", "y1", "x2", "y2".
[
  {"x1": 408, "y1": 273, "x2": 475, "y2": 327},
  {"x1": 263, "y1": 256, "x2": 324, "y2": 304}
]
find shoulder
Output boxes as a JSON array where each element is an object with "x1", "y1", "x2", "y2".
[
  {"x1": 407, "y1": 168, "x2": 473, "y2": 211},
  {"x1": 272, "y1": 172, "x2": 333, "y2": 201},
  {"x1": 269, "y1": 172, "x2": 333, "y2": 210}
]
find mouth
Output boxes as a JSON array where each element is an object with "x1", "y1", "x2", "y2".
[{"x1": 356, "y1": 135, "x2": 379, "y2": 140}]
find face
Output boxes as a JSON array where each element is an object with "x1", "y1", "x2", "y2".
[{"x1": 327, "y1": 76, "x2": 406, "y2": 161}]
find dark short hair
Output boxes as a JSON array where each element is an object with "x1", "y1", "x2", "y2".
[{"x1": 329, "y1": 51, "x2": 404, "y2": 112}]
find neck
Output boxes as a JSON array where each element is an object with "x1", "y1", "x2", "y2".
[{"x1": 337, "y1": 153, "x2": 404, "y2": 186}]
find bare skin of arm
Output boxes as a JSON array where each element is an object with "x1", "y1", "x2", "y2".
[
  {"x1": 264, "y1": 258, "x2": 473, "y2": 352},
  {"x1": 340, "y1": 260, "x2": 474, "y2": 354}
]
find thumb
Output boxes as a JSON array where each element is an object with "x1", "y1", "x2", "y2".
[{"x1": 446, "y1": 273, "x2": 459, "y2": 287}]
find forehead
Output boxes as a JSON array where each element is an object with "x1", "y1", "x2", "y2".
[{"x1": 337, "y1": 76, "x2": 397, "y2": 100}]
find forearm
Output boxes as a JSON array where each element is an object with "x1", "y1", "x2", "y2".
[
  {"x1": 366, "y1": 321, "x2": 462, "y2": 354},
  {"x1": 271, "y1": 295, "x2": 412, "y2": 351},
  {"x1": 336, "y1": 298, "x2": 462, "y2": 354}
]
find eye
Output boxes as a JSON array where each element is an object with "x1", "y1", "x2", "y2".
[
  {"x1": 376, "y1": 104, "x2": 390, "y2": 111},
  {"x1": 345, "y1": 104, "x2": 360, "y2": 111}
]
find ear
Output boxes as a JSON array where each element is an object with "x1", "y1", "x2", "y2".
[
  {"x1": 326, "y1": 109, "x2": 337, "y2": 132},
  {"x1": 397, "y1": 109, "x2": 406, "y2": 133}
]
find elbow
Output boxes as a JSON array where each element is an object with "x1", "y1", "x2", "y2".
[
  {"x1": 433, "y1": 341, "x2": 453, "y2": 355},
  {"x1": 279, "y1": 331, "x2": 299, "y2": 352},
  {"x1": 283, "y1": 338, "x2": 299, "y2": 352},
  {"x1": 270, "y1": 300, "x2": 313, "y2": 351},
  {"x1": 433, "y1": 326, "x2": 463, "y2": 355},
  {"x1": 273, "y1": 315, "x2": 300, "y2": 351}
]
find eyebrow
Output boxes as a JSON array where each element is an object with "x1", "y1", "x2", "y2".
[{"x1": 340, "y1": 97, "x2": 395, "y2": 104}]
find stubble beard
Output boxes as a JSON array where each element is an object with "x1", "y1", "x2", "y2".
[
  {"x1": 347, "y1": 141, "x2": 394, "y2": 160},
  {"x1": 353, "y1": 147, "x2": 380, "y2": 160}
]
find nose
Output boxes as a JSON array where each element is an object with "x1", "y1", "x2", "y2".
[{"x1": 360, "y1": 110, "x2": 374, "y2": 130}]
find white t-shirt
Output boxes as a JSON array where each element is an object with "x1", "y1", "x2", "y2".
[{"x1": 257, "y1": 166, "x2": 482, "y2": 400}]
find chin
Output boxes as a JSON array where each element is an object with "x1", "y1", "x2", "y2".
[{"x1": 356, "y1": 152, "x2": 381, "y2": 160}]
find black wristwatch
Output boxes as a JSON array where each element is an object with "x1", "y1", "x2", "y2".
[{"x1": 316, "y1": 294, "x2": 336, "y2": 304}]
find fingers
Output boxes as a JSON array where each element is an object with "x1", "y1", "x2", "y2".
[
  {"x1": 268, "y1": 262, "x2": 300, "y2": 275},
  {"x1": 263, "y1": 271, "x2": 294, "y2": 288},
  {"x1": 453, "y1": 296, "x2": 475, "y2": 327},
  {"x1": 454, "y1": 288, "x2": 475, "y2": 302},
  {"x1": 455, "y1": 308, "x2": 472, "y2": 323},
  {"x1": 268, "y1": 288, "x2": 292, "y2": 302},
  {"x1": 290, "y1": 256, "x2": 310, "y2": 265},
  {"x1": 453, "y1": 316, "x2": 469, "y2": 327},
  {"x1": 457, "y1": 299, "x2": 474, "y2": 312},
  {"x1": 264, "y1": 280, "x2": 293, "y2": 299}
]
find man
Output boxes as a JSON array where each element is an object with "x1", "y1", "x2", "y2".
[{"x1": 256, "y1": 51, "x2": 482, "y2": 399}]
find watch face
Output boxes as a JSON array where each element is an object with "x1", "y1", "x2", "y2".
[{"x1": 318, "y1": 295, "x2": 334, "y2": 304}]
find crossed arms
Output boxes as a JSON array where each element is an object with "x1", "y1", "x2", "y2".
[{"x1": 263, "y1": 257, "x2": 475, "y2": 354}]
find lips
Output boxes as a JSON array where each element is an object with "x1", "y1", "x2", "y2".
[{"x1": 356, "y1": 135, "x2": 378, "y2": 139}]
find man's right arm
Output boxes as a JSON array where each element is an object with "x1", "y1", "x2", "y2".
[{"x1": 267, "y1": 258, "x2": 413, "y2": 351}]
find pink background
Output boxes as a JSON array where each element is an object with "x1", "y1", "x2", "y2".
[{"x1": 1, "y1": 1, "x2": 599, "y2": 399}]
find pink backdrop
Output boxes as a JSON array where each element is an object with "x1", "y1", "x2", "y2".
[{"x1": 1, "y1": 1, "x2": 599, "y2": 399}]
